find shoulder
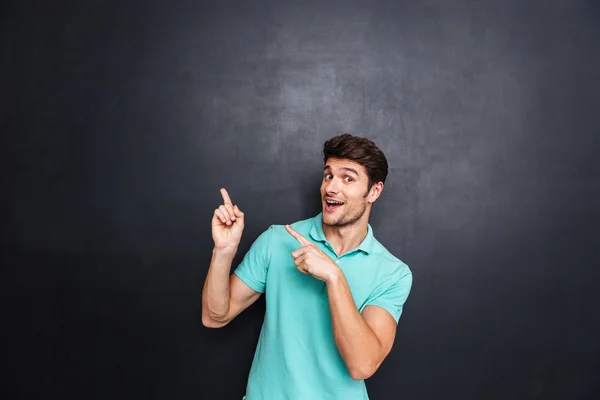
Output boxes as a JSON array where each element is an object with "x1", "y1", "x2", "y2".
[
  {"x1": 369, "y1": 236, "x2": 412, "y2": 285},
  {"x1": 264, "y1": 216, "x2": 314, "y2": 242}
]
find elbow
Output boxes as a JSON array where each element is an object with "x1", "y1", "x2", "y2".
[
  {"x1": 201, "y1": 299, "x2": 231, "y2": 328},
  {"x1": 349, "y1": 363, "x2": 377, "y2": 381},
  {"x1": 202, "y1": 315, "x2": 219, "y2": 328},
  {"x1": 201, "y1": 310, "x2": 230, "y2": 328},
  {"x1": 202, "y1": 314, "x2": 228, "y2": 328}
]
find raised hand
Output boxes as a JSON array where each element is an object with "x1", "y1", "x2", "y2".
[
  {"x1": 285, "y1": 224, "x2": 341, "y2": 283},
  {"x1": 212, "y1": 188, "x2": 245, "y2": 251}
]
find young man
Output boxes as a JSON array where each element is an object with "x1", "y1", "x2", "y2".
[{"x1": 202, "y1": 133, "x2": 413, "y2": 399}]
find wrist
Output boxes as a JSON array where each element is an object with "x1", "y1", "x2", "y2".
[
  {"x1": 326, "y1": 266, "x2": 344, "y2": 285},
  {"x1": 213, "y1": 246, "x2": 238, "y2": 256}
]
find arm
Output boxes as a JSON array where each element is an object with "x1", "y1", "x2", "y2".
[
  {"x1": 284, "y1": 224, "x2": 408, "y2": 380},
  {"x1": 326, "y1": 270, "x2": 397, "y2": 380},
  {"x1": 201, "y1": 247, "x2": 262, "y2": 328},
  {"x1": 202, "y1": 188, "x2": 261, "y2": 328}
]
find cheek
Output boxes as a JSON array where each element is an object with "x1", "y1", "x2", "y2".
[{"x1": 346, "y1": 190, "x2": 364, "y2": 203}]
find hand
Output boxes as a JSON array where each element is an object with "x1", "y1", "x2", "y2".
[
  {"x1": 285, "y1": 224, "x2": 341, "y2": 283},
  {"x1": 212, "y1": 188, "x2": 244, "y2": 251}
]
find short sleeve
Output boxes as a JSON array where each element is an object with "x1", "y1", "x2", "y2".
[
  {"x1": 364, "y1": 268, "x2": 412, "y2": 324},
  {"x1": 233, "y1": 225, "x2": 274, "y2": 293}
]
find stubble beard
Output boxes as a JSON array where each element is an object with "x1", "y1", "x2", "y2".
[{"x1": 323, "y1": 195, "x2": 369, "y2": 228}]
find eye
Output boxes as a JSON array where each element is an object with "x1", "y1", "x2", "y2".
[
  {"x1": 324, "y1": 174, "x2": 333, "y2": 180},
  {"x1": 344, "y1": 176, "x2": 354, "y2": 182}
]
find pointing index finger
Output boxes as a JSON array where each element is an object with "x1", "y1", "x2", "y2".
[
  {"x1": 285, "y1": 224, "x2": 311, "y2": 246},
  {"x1": 220, "y1": 188, "x2": 233, "y2": 205}
]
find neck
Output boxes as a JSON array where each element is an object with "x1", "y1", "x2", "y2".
[{"x1": 322, "y1": 214, "x2": 369, "y2": 257}]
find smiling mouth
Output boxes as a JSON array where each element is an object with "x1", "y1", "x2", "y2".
[{"x1": 324, "y1": 199, "x2": 344, "y2": 211}]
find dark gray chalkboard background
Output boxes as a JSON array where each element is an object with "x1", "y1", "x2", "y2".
[{"x1": 2, "y1": 0, "x2": 599, "y2": 399}]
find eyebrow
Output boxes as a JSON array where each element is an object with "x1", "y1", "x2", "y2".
[{"x1": 324, "y1": 166, "x2": 359, "y2": 176}]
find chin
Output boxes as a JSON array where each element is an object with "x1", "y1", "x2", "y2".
[
  {"x1": 322, "y1": 213, "x2": 341, "y2": 226},
  {"x1": 321, "y1": 212, "x2": 334, "y2": 224}
]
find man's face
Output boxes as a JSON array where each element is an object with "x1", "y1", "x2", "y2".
[{"x1": 320, "y1": 157, "x2": 372, "y2": 227}]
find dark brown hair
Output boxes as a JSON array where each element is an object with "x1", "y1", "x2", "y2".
[{"x1": 322, "y1": 133, "x2": 389, "y2": 190}]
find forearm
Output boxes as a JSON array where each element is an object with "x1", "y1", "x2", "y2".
[
  {"x1": 202, "y1": 247, "x2": 237, "y2": 322},
  {"x1": 326, "y1": 270, "x2": 382, "y2": 380}
]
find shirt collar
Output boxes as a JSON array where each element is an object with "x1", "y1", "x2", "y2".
[{"x1": 309, "y1": 213, "x2": 375, "y2": 255}]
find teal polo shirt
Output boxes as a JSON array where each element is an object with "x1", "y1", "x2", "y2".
[{"x1": 234, "y1": 213, "x2": 412, "y2": 400}]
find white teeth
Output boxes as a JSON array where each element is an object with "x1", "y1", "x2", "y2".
[{"x1": 326, "y1": 200, "x2": 343, "y2": 205}]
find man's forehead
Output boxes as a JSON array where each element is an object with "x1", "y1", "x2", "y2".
[{"x1": 324, "y1": 158, "x2": 366, "y2": 174}]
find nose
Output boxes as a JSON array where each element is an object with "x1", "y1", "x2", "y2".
[{"x1": 325, "y1": 178, "x2": 340, "y2": 194}]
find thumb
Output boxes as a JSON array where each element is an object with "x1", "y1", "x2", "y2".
[{"x1": 233, "y1": 205, "x2": 244, "y2": 219}]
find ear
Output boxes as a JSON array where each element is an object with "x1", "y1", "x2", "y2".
[{"x1": 368, "y1": 182, "x2": 384, "y2": 203}]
